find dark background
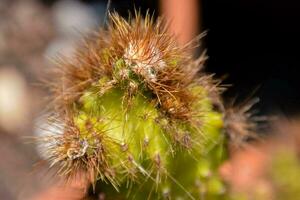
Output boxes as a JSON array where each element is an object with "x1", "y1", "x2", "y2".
[{"x1": 201, "y1": 0, "x2": 300, "y2": 116}]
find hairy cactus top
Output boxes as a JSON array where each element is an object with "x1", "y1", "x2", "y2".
[{"x1": 39, "y1": 12, "x2": 232, "y2": 199}]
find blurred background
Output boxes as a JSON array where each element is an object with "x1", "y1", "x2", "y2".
[{"x1": 0, "y1": 0, "x2": 300, "y2": 199}]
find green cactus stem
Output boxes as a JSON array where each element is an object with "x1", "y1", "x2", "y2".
[{"x1": 37, "y1": 12, "x2": 255, "y2": 199}]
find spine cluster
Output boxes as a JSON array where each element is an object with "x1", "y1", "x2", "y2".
[{"x1": 38, "y1": 12, "x2": 254, "y2": 199}]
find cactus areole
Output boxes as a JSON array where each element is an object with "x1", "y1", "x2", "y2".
[{"x1": 41, "y1": 12, "x2": 228, "y2": 199}]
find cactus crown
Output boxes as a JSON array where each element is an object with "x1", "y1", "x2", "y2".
[{"x1": 40, "y1": 12, "x2": 229, "y2": 199}]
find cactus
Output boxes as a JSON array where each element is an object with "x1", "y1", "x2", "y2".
[{"x1": 38, "y1": 12, "x2": 254, "y2": 199}]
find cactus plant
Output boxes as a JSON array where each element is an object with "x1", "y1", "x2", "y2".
[{"x1": 37, "y1": 12, "x2": 255, "y2": 199}]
